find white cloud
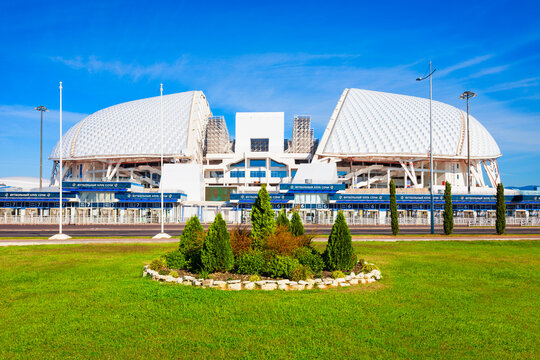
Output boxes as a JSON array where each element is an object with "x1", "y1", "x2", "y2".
[{"x1": 436, "y1": 54, "x2": 493, "y2": 78}]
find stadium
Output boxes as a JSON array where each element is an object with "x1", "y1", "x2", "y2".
[{"x1": 1, "y1": 88, "x2": 539, "y2": 225}]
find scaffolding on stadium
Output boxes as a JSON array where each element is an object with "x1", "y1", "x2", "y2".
[
  {"x1": 205, "y1": 116, "x2": 232, "y2": 154},
  {"x1": 290, "y1": 115, "x2": 315, "y2": 153}
]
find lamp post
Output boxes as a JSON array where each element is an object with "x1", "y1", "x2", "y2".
[
  {"x1": 416, "y1": 61, "x2": 437, "y2": 234},
  {"x1": 460, "y1": 91, "x2": 477, "y2": 194},
  {"x1": 35, "y1": 105, "x2": 49, "y2": 191},
  {"x1": 153, "y1": 83, "x2": 171, "y2": 239},
  {"x1": 49, "y1": 82, "x2": 71, "y2": 240}
]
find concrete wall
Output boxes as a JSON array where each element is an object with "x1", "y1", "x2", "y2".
[{"x1": 235, "y1": 112, "x2": 284, "y2": 154}]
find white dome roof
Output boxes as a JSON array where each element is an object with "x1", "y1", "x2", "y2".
[
  {"x1": 317, "y1": 89, "x2": 501, "y2": 159},
  {"x1": 50, "y1": 91, "x2": 211, "y2": 160}
]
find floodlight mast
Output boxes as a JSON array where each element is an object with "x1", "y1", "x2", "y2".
[
  {"x1": 416, "y1": 61, "x2": 437, "y2": 235},
  {"x1": 460, "y1": 91, "x2": 477, "y2": 194}
]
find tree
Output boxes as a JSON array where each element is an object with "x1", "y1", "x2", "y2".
[
  {"x1": 496, "y1": 183, "x2": 506, "y2": 235},
  {"x1": 201, "y1": 213, "x2": 234, "y2": 272},
  {"x1": 390, "y1": 180, "x2": 399, "y2": 236},
  {"x1": 276, "y1": 208, "x2": 290, "y2": 230},
  {"x1": 250, "y1": 184, "x2": 276, "y2": 248},
  {"x1": 290, "y1": 211, "x2": 305, "y2": 236},
  {"x1": 323, "y1": 210, "x2": 356, "y2": 271},
  {"x1": 179, "y1": 215, "x2": 205, "y2": 271},
  {"x1": 443, "y1": 182, "x2": 454, "y2": 235}
]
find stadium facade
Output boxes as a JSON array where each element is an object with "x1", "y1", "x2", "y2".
[{"x1": 1, "y1": 89, "x2": 539, "y2": 225}]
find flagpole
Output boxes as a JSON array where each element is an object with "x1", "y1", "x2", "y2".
[
  {"x1": 153, "y1": 83, "x2": 171, "y2": 239},
  {"x1": 50, "y1": 81, "x2": 71, "y2": 240}
]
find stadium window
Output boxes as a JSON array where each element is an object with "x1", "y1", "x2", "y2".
[
  {"x1": 249, "y1": 159, "x2": 266, "y2": 167},
  {"x1": 271, "y1": 170, "x2": 287, "y2": 178},
  {"x1": 250, "y1": 171, "x2": 266, "y2": 178},
  {"x1": 250, "y1": 138, "x2": 269, "y2": 152},
  {"x1": 230, "y1": 171, "x2": 245, "y2": 178}
]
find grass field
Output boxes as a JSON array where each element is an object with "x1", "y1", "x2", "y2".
[{"x1": 1, "y1": 241, "x2": 539, "y2": 359}]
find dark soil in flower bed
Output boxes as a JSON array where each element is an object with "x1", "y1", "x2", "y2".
[{"x1": 170, "y1": 269, "x2": 278, "y2": 282}]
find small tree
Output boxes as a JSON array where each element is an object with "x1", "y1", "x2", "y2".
[
  {"x1": 323, "y1": 210, "x2": 356, "y2": 271},
  {"x1": 276, "y1": 208, "x2": 290, "y2": 230},
  {"x1": 290, "y1": 211, "x2": 305, "y2": 236},
  {"x1": 201, "y1": 213, "x2": 234, "y2": 272},
  {"x1": 390, "y1": 180, "x2": 399, "y2": 236},
  {"x1": 250, "y1": 184, "x2": 276, "y2": 248},
  {"x1": 443, "y1": 182, "x2": 454, "y2": 235},
  {"x1": 179, "y1": 215, "x2": 205, "y2": 270},
  {"x1": 496, "y1": 183, "x2": 506, "y2": 235}
]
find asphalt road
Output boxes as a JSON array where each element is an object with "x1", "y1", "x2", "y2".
[{"x1": 1, "y1": 223, "x2": 539, "y2": 237}]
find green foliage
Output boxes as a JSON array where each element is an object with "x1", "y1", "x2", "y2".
[
  {"x1": 169, "y1": 270, "x2": 179, "y2": 278},
  {"x1": 290, "y1": 265, "x2": 312, "y2": 282},
  {"x1": 496, "y1": 183, "x2": 506, "y2": 235},
  {"x1": 359, "y1": 262, "x2": 379, "y2": 273},
  {"x1": 295, "y1": 247, "x2": 325, "y2": 276},
  {"x1": 443, "y1": 182, "x2": 454, "y2": 235},
  {"x1": 263, "y1": 255, "x2": 301, "y2": 279},
  {"x1": 235, "y1": 251, "x2": 265, "y2": 275},
  {"x1": 331, "y1": 270, "x2": 346, "y2": 279},
  {"x1": 198, "y1": 270, "x2": 210, "y2": 279},
  {"x1": 249, "y1": 274, "x2": 261, "y2": 282},
  {"x1": 201, "y1": 213, "x2": 234, "y2": 272},
  {"x1": 158, "y1": 268, "x2": 170, "y2": 275},
  {"x1": 250, "y1": 184, "x2": 276, "y2": 249},
  {"x1": 149, "y1": 257, "x2": 166, "y2": 271},
  {"x1": 290, "y1": 211, "x2": 305, "y2": 236},
  {"x1": 390, "y1": 180, "x2": 399, "y2": 236},
  {"x1": 179, "y1": 216, "x2": 205, "y2": 271},
  {"x1": 276, "y1": 208, "x2": 291, "y2": 230},
  {"x1": 323, "y1": 211, "x2": 356, "y2": 271},
  {"x1": 164, "y1": 250, "x2": 186, "y2": 270}
]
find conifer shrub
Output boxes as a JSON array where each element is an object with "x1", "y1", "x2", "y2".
[
  {"x1": 179, "y1": 216, "x2": 205, "y2": 271},
  {"x1": 235, "y1": 250, "x2": 265, "y2": 275},
  {"x1": 266, "y1": 225, "x2": 305, "y2": 256},
  {"x1": 323, "y1": 210, "x2": 356, "y2": 271},
  {"x1": 390, "y1": 180, "x2": 399, "y2": 236},
  {"x1": 443, "y1": 182, "x2": 454, "y2": 235},
  {"x1": 276, "y1": 208, "x2": 291, "y2": 230},
  {"x1": 201, "y1": 213, "x2": 234, "y2": 272},
  {"x1": 165, "y1": 250, "x2": 186, "y2": 270},
  {"x1": 295, "y1": 247, "x2": 325, "y2": 276},
  {"x1": 250, "y1": 184, "x2": 276, "y2": 249},
  {"x1": 290, "y1": 211, "x2": 305, "y2": 236},
  {"x1": 230, "y1": 225, "x2": 252, "y2": 256},
  {"x1": 496, "y1": 183, "x2": 506, "y2": 235}
]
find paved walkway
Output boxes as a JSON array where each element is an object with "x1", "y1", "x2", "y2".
[{"x1": 0, "y1": 236, "x2": 539, "y2": 246}]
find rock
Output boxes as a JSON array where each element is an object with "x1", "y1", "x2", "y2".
[
  {"x1": 360, "y1": 278, "x2": 367, "y2": 284},
  {"x1": 261, "y1": 283, "x2": 278, "y2": 291},
  {"x1": 228, "y1": 280, "x2": 241, "y2": 284},
  {"x1": 277, "y1": 279, "x2": 289, "y2": 285},
  {"x1": 228, "y1": 282, "x2": 242, "y2": 291},
  {"x1": 193, "y1": 281, "x2": 202, "y2": 286},
  {"x1": 298, "y1": 280, "x2": 308, "y2": 285},
  {"x1": 265, "y1": 280, "x2": 277, "y2": 284},
  {"x1": 345, "y1": 275, "x2": 352, "y2": 281},
  {"x1": 331, "y1": 281, "x2": 338, "y2": 287},
  {"x1": 314, "y1": 278, "x2": 323, "y2": 283},
  {"x1": 306, "y1": 284, "x2": 313, "y2": 290},
  {"x1": 202, "y1": 279, "x2": 214, "y2": 287},
  {"x1": 244, "y1": 282, "x2": 256, "y2": 290},
  {"x1": 336, "y1": 278, "x2": 346, "y2": 283},
  {"x1": 184, "y1": 275, "x2": 195, "y2": 281},
  {"x1": 176, "y1": 278, "x2": 184, "y2": 283},
  {"x1": 183, "y1": 281, "x2": 192, "y2": 286},
  {"x1": 350, "y1": 272, "x2": 356, "y2": 278},
  {"x1": 316, "y1": 284, "x2": 327, "y2": 289},
  {"x1": 368, "y1": 278, "x2": 375, "y2": 283},
  {"x1": 323, "y1": 280, "x2": 333, "y2": 286},
  {"x1": 278, "y1": 284, "x2": 289, "y2": 290},
  {"x1": 339, "y1": 282, "x2": 351, "y2": 287},
  {"x1": 165, "y1": 276, "x2": 175, "y2": 282},
  {"x1": 214, "y1": 281, "x2": 227, "y2": 289},
  {"x1": 288, "y1": 281, "x2": 298, "y2": 286},
  {"x1": 323, "y1": 277, "x2": 333, "y2": 283},
  {"x1": 307, "y1": 279, "x2": 316, "y2": 285},
  {"x1": 255, "y1": 281, "x2": 267, "y2": 286},
  {"x1": 142, "y1": 271, "x2": 148, "y2": 277},
  {"x1": 349, "y1": 279, "x2": 358, "y2": 285}
]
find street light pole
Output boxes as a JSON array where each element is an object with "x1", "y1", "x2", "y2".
[
  {"x1": 153, "y1": 83, "x2": 171, "y2": 239},
  {"x1": 417, "y1": 61, "x2": 437, "y2": 234},
  {"x1": 49, "y1": 82, "x2": 71, "y2": 240},
  {"x1": 35, "y1": 106, "x2": 49, "y2": 190},
  {"x1": 460, "y1": 91, "x2": 477, "y2": 194}
]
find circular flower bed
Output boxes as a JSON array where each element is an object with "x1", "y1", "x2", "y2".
[{"x1": 143, "y1": 265, "x2": 382, "y2": 291}]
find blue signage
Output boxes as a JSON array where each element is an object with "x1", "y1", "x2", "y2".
[
  {"x1": 116, "y1": 193, "x2": 185, "y2": 201},
  {"x1": 62, "y1": 181, "x2": 133, "y2": 191},
  {"x1": 0, "y1": 192, "x2": 76, "y2": 199},
  {"x1": 279, "y1": 184, "x2": 346, "y2": 192}
]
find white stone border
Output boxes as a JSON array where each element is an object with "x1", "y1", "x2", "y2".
[{"x1": 142, "y1": 266, "x2": 382, "y2": 291}]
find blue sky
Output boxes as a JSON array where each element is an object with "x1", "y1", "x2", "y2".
[{"x1": 1, "y1": 0, "x2": 539, "y2": 185}]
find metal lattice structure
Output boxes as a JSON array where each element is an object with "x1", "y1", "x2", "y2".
[
  {"x1": 205, "y1": 116, "x2": 231, "y2": 154},
  {"x1": 290, "y1": 115, "x2": 314, "y2": 153}
]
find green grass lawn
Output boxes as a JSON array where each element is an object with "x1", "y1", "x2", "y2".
[{"x1": 1, "y1": 241, "x2": 539, "y2": 359}]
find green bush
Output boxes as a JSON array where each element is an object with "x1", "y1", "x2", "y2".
[
  {"x1": 169, "y1": 270, "x2": 179, "y2": 278},
  {"x1": 263, "y1": 255, "x2": 301, "y2": 279},
  {"x1": 295, "y1": 247, "x2": 325, "y2": 276},
  {"x1": 360, "y1": 262, "x2": 379, "y2": 273},
  {"x1": 276, "y1": 208, "x2": 290, "y2": 230},
  {"x1": 323, "y1": 210, "x2": 357, "y2": 271},
  {"x1": 158, "y1": 268, "x2": 170, "y2": 275},
  {"x1": 198, "y1": 270, "x2": 210, "y2": 279},
  {"x1": 290, "y1": 265, "x2": 312, "y2": 282},
  {"x1": 250, "y1": 184, "x2": 276, "y2": 249},
  {"x1": 235, "y1": 251, "x2": 265, "y2": 275},
  {"x1": 290, "y1": 211, "x2": 305, "y2": 236},
  {"x1": 201, "y1": 213, "x2": 235, "y2": 272},
  {"x1": 149, "y1": 257, "x2": 167, "y2": 271},
  {"x1": 179, "y1": 216, "x2": 205, "y2": 271},
  {"x1": 165, "y1": 250, "x2": 186, "y2": 270},
  {"x1": 249, "y1": 274, "x2": 261, "y2": 282},
  {"x1": 331, "y1": 270, "x2": 346, "y2": 279}
]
